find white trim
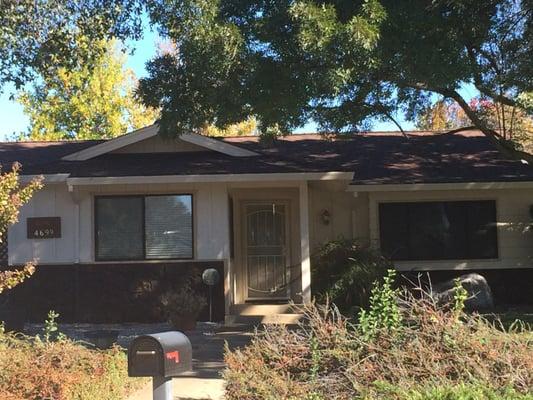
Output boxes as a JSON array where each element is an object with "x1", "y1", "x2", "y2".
[
  {"x1": 66, "y1": 172, "x2": 354, "y2": 186},
  {"x1": 299, "y1": 181, "x2": 311, "y2": 303},
  {"x1": 20, "y1": 174, "x2": 70, "y2": 183},
  {"x1": 61, "y1": 124, "x2": 258, "y2": 161},
  {"x1": 62, "y1": 125, "x2": 158, "y2": 161},
  {"x1": 180, "y1": 133, "x2": 258, "y2": 157},
  {"x1": 348, "y1": 181, "x2": 533, "y2": 192}
]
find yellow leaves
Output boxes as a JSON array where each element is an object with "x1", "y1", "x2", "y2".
[
  {"x1": 202, "y1": 117, "x2": 258, "y2": 137},
  {"x1": 0, "y1": 263, "x2": 36, "y2": 294},
  {"x1": 18, "y1": 38, "x2": 159, "y2": 141},
  {"x1": 0, "y1": 164, "x2": 41, "y2": 293}
]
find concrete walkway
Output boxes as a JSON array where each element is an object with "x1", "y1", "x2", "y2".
[{"x1": 128, "y1": 324, "x2": 254, "y2": 400}]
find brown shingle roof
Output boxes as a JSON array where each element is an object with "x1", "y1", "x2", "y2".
[{"x1": 2, "y1": 130, "x2": 533, "y2": 185}]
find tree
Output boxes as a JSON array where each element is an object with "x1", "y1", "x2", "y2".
[
  {"x1": 18, "y1": 39, "x2": 158, "y2": 140},
  {"x1": 137, "y1": 0, "x2": 532, "y2": 147},
  {"x1": 0, "y1": 0, "x2": 142, "y2": 91},
  {"x1": 202, "y1": 117, "x2": 258, "y2": 137},
  {"x1": 416, "y1": 97, "x2": 533, "y2": 152},
  {"x1": 0, "y1": 164, "x2": 42, "y2": 294},
  {"x1": 2, "y1": 1, "x2": 531, "y2": 148}
]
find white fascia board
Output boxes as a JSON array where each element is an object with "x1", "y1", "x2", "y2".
[
  {"x1": 20, "y1": 174, "x2": 70, "y2": 183},
  {"x1": 61, "y1": 125, "x2": 258, "y2": 161},
  {"x1": 62, "y1": 125, "x2": 158, "y2": 161},
  {"x1": 347, "y1": 181, "x2": 533, "y2": 192},
  {"x1": 66, "y1": 171, "x2": 354, "y2": 186},
  {"x1": 180, "y1": 133, "x2": 258, "y2": 157}
]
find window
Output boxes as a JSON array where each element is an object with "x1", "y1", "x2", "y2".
[
  {"x1": 95, "y1": 195, "x2": 193, "y2": 261},
  {"x1": 379, "y1": 200, "x2": 497, "y2": 261}
]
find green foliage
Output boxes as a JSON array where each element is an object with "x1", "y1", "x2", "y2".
[
  {"x1": 0, "y1": 0, "x2": 142, "y2": 90},
  {"x1": 3, "y1": 1, "x2": 530, "y2": 139},
  {"x1": 138, "y1": 0, "x2": 386, "y2": 136},
  {"x1": 311, "y1": 239, "x2": 391, "y2": 314},
  {"x1": 358, "y1": 269, "x2": 402, "y2": 339},
  {"x1": 38, "y1": 310, "x2": 66, "y2": 344},
  {"x1": 137, "y1": 0, "x2": 532, "y2": 140},
  {"x1": 0, "y1": 330, "x2": 143, "y2": 400},
  {"x1": 452, "y1": 278, "x2": 469, "y2": 315},
  {"x1": 224, "y1": 291, "x2": 533, "y2": 399},
  {"x1": 18, "y1": 39, "x2": 158, "y2": 140}
]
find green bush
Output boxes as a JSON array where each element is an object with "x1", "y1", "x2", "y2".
[
  {"x1": 0, "y1": 332, "x2": 143, "y2": 400},
  {"x1": 358, "y1": 269, "x2": 402, "y2": 339},
  {"x1": 224, "y1": 284, "x2": 533, "y2": 400},
  {"x1": 311, "y1": 239, "x2": 392, "y2": 314}
]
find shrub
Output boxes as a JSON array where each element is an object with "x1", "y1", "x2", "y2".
[
  {"x1": 311, "y1": 239, "x2": 392, "y2": 315},
  {"x1": 0, "y1": 332, "x2": 143, "y2": 400},
  {"x1": 224, "y1": 286, "x2": 533, "y2": 400},
  {"x1": 158, "y1": 273, "x2": 207, "y2": 329},
  {"x1": 358, "y1": 269, "x2": 402, "y2": 339}
]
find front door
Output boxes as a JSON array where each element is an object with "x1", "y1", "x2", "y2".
[{"x1": 243, "y1": 202, "x2": 290, "y2": 300}]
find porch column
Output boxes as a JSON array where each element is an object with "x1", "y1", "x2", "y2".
[{"x1": 299, "y1": 181, "x2": 312, "y2": 303}]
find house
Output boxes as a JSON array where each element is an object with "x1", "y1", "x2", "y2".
[{"x1": 1, "y1": 125, "x2": 533, "y2": 324}]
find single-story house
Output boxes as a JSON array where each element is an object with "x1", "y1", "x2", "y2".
[{"x1": 2, "y1": 125, "x2": 533, "y2": 324}]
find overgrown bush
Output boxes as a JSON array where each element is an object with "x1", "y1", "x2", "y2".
[
  {"x1": 311, "y1": 239, "x2": 392, "y2": 314},
  {"x1": 158, "y1": 272, "x2": 207, "y2": 329},
  {"x1": 225, "y1": 275, "x2": 533, "y2": 400},
  {"x1": 0, "y1": 332, "x2": 142, "y2": 400}
]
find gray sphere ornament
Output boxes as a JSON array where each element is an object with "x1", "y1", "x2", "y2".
[{"x1": 202, "y1": 268, "x2": 220, "y2": 286}]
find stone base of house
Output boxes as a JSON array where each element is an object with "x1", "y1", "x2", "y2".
[{"x1": 1, "y1": 262, "x2": 224, "y2": 330}]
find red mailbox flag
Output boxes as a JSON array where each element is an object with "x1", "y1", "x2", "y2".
[{"x1": 165, "y1": 351, "x2": 180, "y2": 363}]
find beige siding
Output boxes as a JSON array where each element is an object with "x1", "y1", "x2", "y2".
[
  {"x1": 308, "y1": 181, "x2": 369, "y2": 251},
  {"x1": 10, "y1": 182, "x2": 231, "y2": 265},
  {"x1": 9, "y1": 185, "x2": 77, "y2": 265},
  {"x1": 9, "y1": 179, "x2": 533, "y2": 272},
  {"x1": 112, "y1": 135, "x2": 207, "y2": 153},
  {"x1": 368, "y1": 189, "x2": 533, "y2": 271}
]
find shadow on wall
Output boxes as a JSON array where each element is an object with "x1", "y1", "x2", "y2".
[{"x1": 1, "y1": 262, "x2": 224, "y2": 326}]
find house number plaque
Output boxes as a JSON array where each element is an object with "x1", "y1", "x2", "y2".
[{"x1": 27, "y1": 217, "x2": 61, "y2": 239}]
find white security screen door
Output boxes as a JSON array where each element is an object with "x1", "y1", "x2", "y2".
[{"x1": 244, "y1": 202, "x2": 290, "y2": 300}]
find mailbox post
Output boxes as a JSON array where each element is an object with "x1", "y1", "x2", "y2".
[{"x1": 128, "y1": 331, "x2": 192, "y2": 400}]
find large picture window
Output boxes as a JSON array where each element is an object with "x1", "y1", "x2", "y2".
[
  {"x1": 95, "y1": 195, "x2": 193, "y2": 261},
  {"x1": 379, "y1": 200, "x2": 497, "y2": 261}
]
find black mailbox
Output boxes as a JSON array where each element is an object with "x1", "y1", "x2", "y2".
[{"x1": 128, "y1": 331, "x2": 192, "y2": 378}]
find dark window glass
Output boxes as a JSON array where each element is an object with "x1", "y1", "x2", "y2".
[
  {"x1": 379, "y1": 201, "x2": 497, "y2": 261},
  {"x1": 95, "y1": 195, "x2": 193, "y2": 261},
  {"x1": 96, "y1": 197, "x2": 144, "y2": 260}
]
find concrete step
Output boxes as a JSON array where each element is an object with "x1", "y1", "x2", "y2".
[
  {"x1": 225, "y1": 313, "x2": 303, "y2": 325},
  {"x1": 230, "y1": 303, "x2": 303, "y2": 316}
]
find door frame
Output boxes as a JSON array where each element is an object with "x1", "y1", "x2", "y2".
[
  {"x1": 241, "y1": 200, "x2": 292, "y2": 302},
  {"x1": 231, "y1": 187, "x2": 300, "y2": 305}
]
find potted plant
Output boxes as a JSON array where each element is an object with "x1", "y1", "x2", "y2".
[{"x1": 159, "y1": 277, "x2": 207, "y2": 331}]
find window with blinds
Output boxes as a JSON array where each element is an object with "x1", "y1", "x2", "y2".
[{"x1": 95, "y1": 195, "x2": 193, "y2": 261}]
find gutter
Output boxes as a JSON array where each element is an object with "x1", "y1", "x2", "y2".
[{"x1": 347, "y1": 181, "x2": 533, "y2": 192}]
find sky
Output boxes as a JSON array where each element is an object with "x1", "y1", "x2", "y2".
[{"x1": 0, "y1": 22, "x2": 478, "y2": 141}]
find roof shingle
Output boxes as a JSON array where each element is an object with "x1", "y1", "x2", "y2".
[{"x1": 2, "y1": 130, "x2": 533, "y2": 185}]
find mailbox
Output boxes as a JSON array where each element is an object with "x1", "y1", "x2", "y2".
[{"x1": 128, "y1": 331, "x2": 192, "y2": 378}]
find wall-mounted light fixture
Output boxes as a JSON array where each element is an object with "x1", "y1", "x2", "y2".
[{"x1": 321, "y1": 209, "x2": 331, "y2": 225}]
